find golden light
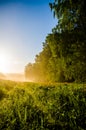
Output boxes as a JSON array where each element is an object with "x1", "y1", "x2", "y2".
[{"x1": 0, "y1": 52, "x2": 11, "y2": 73}]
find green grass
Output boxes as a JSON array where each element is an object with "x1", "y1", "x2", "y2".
[{"x1": 0, "y1": 80, "x2": 86, "y2": 130}]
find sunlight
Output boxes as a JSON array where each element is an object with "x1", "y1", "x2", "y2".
[{"x1": 0, "y1": 52, "x2": 11, "y2": 73}]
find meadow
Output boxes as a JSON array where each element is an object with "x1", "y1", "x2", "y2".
[{"x1": 0, "y1": 80, "x2": 86, "y2": 130}]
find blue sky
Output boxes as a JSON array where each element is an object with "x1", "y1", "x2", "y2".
[{"x1": 0, "y1": 0, "x2": 57, "y2": 73}]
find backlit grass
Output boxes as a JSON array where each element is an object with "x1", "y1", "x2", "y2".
[{"x1": 0, "y1": 80, "x2": 86, "y2": 130}]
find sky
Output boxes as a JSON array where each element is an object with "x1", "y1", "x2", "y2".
[{"x1": 0, "y1": 0, "x2": 57, "y2": 73}]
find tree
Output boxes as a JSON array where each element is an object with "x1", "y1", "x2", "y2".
[
  {"x1": 25, "y1": 0, "x2": 86, "y2": 82},
  {"x1": 49, "y1": 0, "x2": 86, "y2": 82},
  {"x1": 49, "y1": 0, "x2": 86, "y2": 32}
]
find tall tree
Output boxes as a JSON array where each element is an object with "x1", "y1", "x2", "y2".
[
  {"x1": 49, "y1": 0, "x2": 86, "y2": 82},
  {"x1": 25, "y1": 0, "x2": 86, "y2": 82},
  {"x1": 49, "y1": 0, "x2": 86, "y2": 32}
]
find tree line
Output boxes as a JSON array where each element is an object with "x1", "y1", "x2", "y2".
[{"x1": 25, "y1": 0, "x2": 86, "y2": 83}]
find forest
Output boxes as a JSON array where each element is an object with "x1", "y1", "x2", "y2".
[{"x1": 25, "y1": 0, "x2": 86, "y2": 83}]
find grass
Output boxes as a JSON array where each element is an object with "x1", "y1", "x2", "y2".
[{"x1": 0, "y1": 80, "x2": 86, "y2": 130}]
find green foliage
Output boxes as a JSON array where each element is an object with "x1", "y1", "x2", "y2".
[
  {"x1": 25, "y1": 0, "x2": 86, "y2": 83},
  {"x1": 50, "y1": 0, "x2": 86, "y2": 32},
  {"x1": 0, "y1": 80, "x2": 86, "y2": 130}
]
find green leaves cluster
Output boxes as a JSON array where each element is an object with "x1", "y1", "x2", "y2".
[{"x1": 25, "y1": 0, "x2": 86, "y2": 82}]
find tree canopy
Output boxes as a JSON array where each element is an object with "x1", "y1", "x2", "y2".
[{"x1": 25, "y1": 0, "x2": 86, "y2": 83}]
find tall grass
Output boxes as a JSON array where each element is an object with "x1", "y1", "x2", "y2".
[{"x1": 0, "y1": 80, "x2": 86, "y2": 130}]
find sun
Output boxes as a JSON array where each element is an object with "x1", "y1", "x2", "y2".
[{"x1": 0, "y1": 52, "x2": 11, "y2": 73}]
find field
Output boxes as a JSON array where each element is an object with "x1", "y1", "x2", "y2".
[{"x1": 0, "y1": 80, "x2": 86, "y2": 130}]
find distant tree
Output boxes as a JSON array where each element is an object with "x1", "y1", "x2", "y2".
[{"x1": 0, "y1": 72, "x2": 6, "y2": 79}]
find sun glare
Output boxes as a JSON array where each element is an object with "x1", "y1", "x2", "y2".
[{"x1": 0, "y1": 52, "x2": 11, "y2": 73}]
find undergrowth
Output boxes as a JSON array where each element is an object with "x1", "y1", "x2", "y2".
[{"x1": 0, "y1": 80, "x2": 86, "y2": 130}]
